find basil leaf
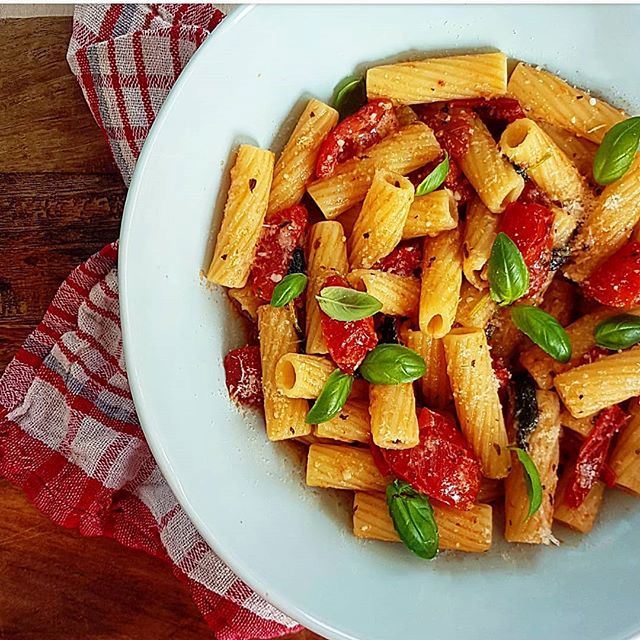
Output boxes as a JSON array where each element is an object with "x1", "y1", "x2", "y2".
[
  {"x1": 333, "y1": 76, "x2": 367, "y2": 119},
  {"x1": 513, "y1": 371, "x2": 539, "y2": 451},
  {"x1": 359, "y1": 344, "x2": 425, "y2": 384},
  {"x1": 270, "y1": 273, "x2": 308, "y2": 308},
  {"x1": 511, "y1": 304, "x2": 571, "y2": 363},
  {"x1": 316, "y1": 286, "x2": 382, "y2": 321},
  {"x1": 593, "y1": 116, "x2": 640, "y2": 185},
  {"x1": 386, "y1": 480, "x2": 439, "y2": 559},
  {"x1": 510, "y1": 447, "x2": 543, "y2": 518},
  {"x1": 595, "y1": 313, "x2": 640, "y2": 350},
  {"x1": 306, "y1": 370, "x2": 353, "y2": 424},
  {"x1": 415, "y1": 154, "x2": 449, "y2": 196},
  {"x1": 488, "y1": 232, "x2": 529, "y2": 306}
]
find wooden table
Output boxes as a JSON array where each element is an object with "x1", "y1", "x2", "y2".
[{"x1": 0, "y1": 17, "x2": 321, "y2": 640}]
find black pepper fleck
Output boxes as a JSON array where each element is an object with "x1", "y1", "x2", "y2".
[{"x1": 248, "y1": 178, "x2": 257, "y2": 192}]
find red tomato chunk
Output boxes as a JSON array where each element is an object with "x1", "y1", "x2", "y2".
[
  {"x1": 375, "y1": 408, "x2": 482, "y2": 510},
  {"x1": 582, "y1": 241, "x2": 640, "y2": 309},
  {"x1": 563, "y1": 405, "x2": 629, "y2": 509},
  {"x1": 414, "y1": 102, "x2": 474, "y2": 161},
  {"x1": 373, "y1": 239, "x2": 423, "y2": 277},
  {"x1": 315, "y1": 99, "x2": 399, "y2": 179},
  {"x1": 224, "y1": 345, "x2": 263, "y2": 409},
  {"x1": 250, "y1": 204, "x2": 308, "y2": 302},
  {"x1": 499, "y1": 201, "x2": 554, "y2": 297},
  {"x1": 319, "y1": 274, "x2": 378, "y2": 374}
]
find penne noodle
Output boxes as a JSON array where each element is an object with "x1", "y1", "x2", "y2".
[
  {"x1": 555, "y1": 346, "x2": 640, "y2": 418},
  {"x1": 353, "y1": 492, "x2": 493, "y2": 552},
  {"x1": 404, "y1": 330, "x2": 452, "y2": 409},
  {"x1": 369, "y1": 383, "x2": 419, "y2": 450},
  {"x1": 443, "y1": 328, "x2": 511, "y2": 479},
  {"x1": 305, "y1": 221, "x2": 349, "y2": 354},
  {"x1": 307, "y1": 123, "x2": 441, "y2": 219},
  {"x1": 455, "y1": 280, "x2": 498, "y2": 329},
  {"x1": 350, "y1": 169, "x2": 415, "y2": 268},
  {"x1": 508, "y1": 63, "x2": 625, "y2": 143},
  {"x1": 306, "y1": 444, "x2": 387, "y2": 491},
  {"x1": 458, "y1": 113, "x2": 524, "y2": 213},
  {"x1": 367, "y1": 52, "x2": 507, "y2": 105},
  {"x1": 275, "y1": 354, "x2": 336, "y2": 399},
  {"x1": 402, "y1": 189, "x2": 458, "y2": 240},
  {"x1": 348, "y1": 269, "x2": 420, "y2": 317},
  {"x1": 462, "y1": 197, "x2": 499, "y2": 290},
  {"x1": 564, "y1": 156, "x2": 640, "y2": 282},
  {"x1": 537, "y1": 121, "x2": 598, "y2": 180},
  {"x1": 227, "y1": 284, "x2": 261, "y2": 321},
  {"x1": 610, "y1": 398, "x2": 640, "y2": 496},
  {"x1": 560, "y1": 410, "x2": 594, "y2": 438},
  {"x1": 207, "y1": 145, "x2": 275, "y2": 287},
  {"x1": 500, "y1": 118, "x2": 590, "y2": 211},
  {"x1": 315, "y1": 399, "x2": 371, "y2": 444},
  {"x1": 258, "y1": 305, "x2": 311, "y2": 441},
  {"x1": 268, "y1": 98, "x2": 339, "y2": 214},
  {"x1": 505, "y1": 390, "x2": 561, "y2": 544},
  {"x1": 419, "y1": 228, "x2": 463, "y2": 338}
]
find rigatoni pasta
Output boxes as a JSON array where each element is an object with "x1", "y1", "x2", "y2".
[
  {"x1": 209, "y1": 50, "x2": 640, "y2": 562},
  {"x1": 507, "y1": 62, "x2": 625, "y2": 143},
  {"x1": 207, "y1": 145, "x2": 275, "y2": 287},
  {"x1": 366, "y1": 52, "x2": 507, "y2": 105},
  {"x1": 307, "y1": 123, "x2": 440, "y2": 219},
  {"x1": 268, "y1": 99, "x2": 339, "y2": 214},
  {"x1": 458, "y1": 113, "x2": 524, "y2": 213},
  {"x1": 419, "y1": 228, "x2": 463, "y2": 338},
  {"x1": 349, "y1": 169, "x2": 414, "y2": 268},
  {"x1": 258, "y1": 305, "x2": 310, "y2": 441},
  {"x1": 443, "y1": 328, "x2": 511, "y2": 479}
]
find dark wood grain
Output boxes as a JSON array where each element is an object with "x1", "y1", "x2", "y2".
[
  {"x1": 0, "y1": 17, "x2": 116, "y2": 174},
  {"x1": 0, "y1": 15, "x2": 322, "y2": 640}
]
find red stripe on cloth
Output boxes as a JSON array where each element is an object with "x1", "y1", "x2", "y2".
[
  {"x1": 75, "y1": 46, "x2": 106, "y2": 130},
  {"x1": 84, "y1": 296, "x2": 122, "y2": 326},
  {"x1": 54, "y1": 340, "x2": 132, "y2": 402},
  {"x1": 132, "y1": 31, "x2": 156, "y2": 128},
  {"x1": 168, "y1": 22, "x2": 182, "y2": 79},
  {"x1": 98, "y1": 4, "x2": 124, "y2": 41},
  {"x1": 14, "y1": 348, "x2": 44, "y2": 369},
  {"x1": 106, "y1": 38, "x2": 141, "y2": 157},
  {"x1": 75, "y1": 329, "x2": 125, "y2": 375}
]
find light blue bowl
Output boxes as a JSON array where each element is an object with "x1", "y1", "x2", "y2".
[{"x1": 121, "y1": 6, "x2": 640, "y2": 640}]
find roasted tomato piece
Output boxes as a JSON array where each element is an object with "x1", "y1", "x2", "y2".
[
  {"x1": 319, "y1": 274, "x2": 378, "y2": 374},
  {"x1": 250, "y1": 204, "x2": 308, "y2": 302},
  {"x1": 582, "y1": 241, "x2": 640, "y2": 309},
  {"x1": 492, "y1": 356, "x2": 512, "y2": 399},
  {"x1": 563, "y1": 405, "x2": 629, "y2": 508},
  {"x1": 518, "y1": 179, "x2": 551, "y2": 207},
  {"x1": 414, "y1": 103, "x2": 474, "y2": 161},
  {"x1": 498, "y1": 201, "x2": 554, "y2": 296},
  {"x1": 223, "y1": 345, "x2": 263, "y2": 409},
  {"x1": 315, "y1": 99, "x2": 399, "y2": 179},
  {"x1": 453, "y1": 97, "x2": 525, "y2": 136},
  {"x1": 375, "y1": 408, "x2": 482, "y2": 510},
  {"x1": 373, "y1": 239, "x2": 423, "y2": 277}
]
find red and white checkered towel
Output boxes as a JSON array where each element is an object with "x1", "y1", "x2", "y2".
[{"x1": 0, "y1": 5, "x2": 302, "y2": 639}]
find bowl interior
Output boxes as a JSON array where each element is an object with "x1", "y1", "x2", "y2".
[{"x1": 121, "y1": 6, "x2": 640, "y2": 640}]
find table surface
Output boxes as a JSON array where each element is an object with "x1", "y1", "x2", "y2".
[{"x1": 0, "y1": 16, "x2": 322, "y2": 640}]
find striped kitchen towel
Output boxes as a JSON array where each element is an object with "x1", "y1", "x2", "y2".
[{"x1": 0, "y1": 5, "x2": 302, "y2": 640}]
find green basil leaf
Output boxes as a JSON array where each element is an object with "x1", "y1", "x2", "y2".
[
  {"x1": 415, "y1": 153, "x2": 449, "y2": 196},
  {"x1": 595, "y1": 313, "x2": 640, "y2": 350},
  {"x1": 511, "y1": 304, "x2": 572, "y2": 363},
  {"x1": 333, "y1": 75, "x2": 367, "y2": 119},
  {"x1": 386, "y1": 480, "x2": 439, "y2": 559},
  {"x1": 359, "y1": 344, "x2": 425, "y2": 384},
  {"x1": 270, "y1": 273, "x2": 308, "y2": 307},
  {"x1": 487, "y1": 232, "x2": 529, "y2": 306},
  {"x1": 593, "y1": 116, "x2": 640, "y2": 185},
  {"x1": 306, "y1": 370, "x2": 353, "y2": 424},
  {"x1": 510, "y1": 447, "x2": 543, "y2": 518},
  {"x1": 316, "y1": 286, "x2": 382, "y2": 321}
]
